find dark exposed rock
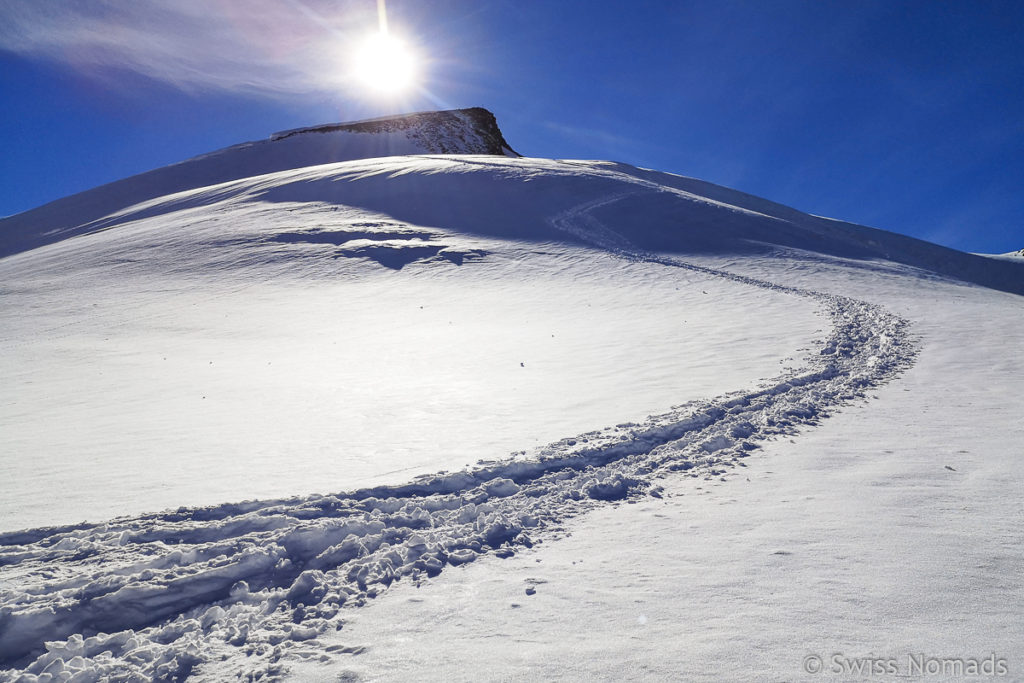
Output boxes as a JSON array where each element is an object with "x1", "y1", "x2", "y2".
[{"x1": 271, "y1": 107, "x2": 520, "y2": 156}]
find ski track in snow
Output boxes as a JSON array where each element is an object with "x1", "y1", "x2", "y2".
[{"x1": 0, "y1": 193, "x2": 917, "y2": 682}]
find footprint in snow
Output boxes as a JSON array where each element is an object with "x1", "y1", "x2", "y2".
[{"x1": 524, "y1": 577, "x2": 548, "y2": 594}]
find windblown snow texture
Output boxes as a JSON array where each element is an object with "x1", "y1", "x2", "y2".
[{"x1": 0, "y1": 192, "x2": 915, "y2": 681}]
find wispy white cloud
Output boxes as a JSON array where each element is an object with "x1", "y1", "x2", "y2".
[{"x1": 0, "y1": 0, "x2": 395, "y2": 97}]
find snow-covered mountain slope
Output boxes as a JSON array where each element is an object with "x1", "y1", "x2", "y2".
[
  {"x1": 2, "y1": 140, "x2": 1018, "y2": 297},
  {"x1": 1, "y1": 113, "x2": 1022, "y2": 681},
  {"x1": 0, "y1": 107, "x2": 517, "y2": 258},
  {"x1": 982, "y1": 247, "x2": 1024, "y2": 262}
]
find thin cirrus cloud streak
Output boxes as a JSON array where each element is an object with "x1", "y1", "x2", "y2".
[{"x1": 0, "y1": 0, "x2": 389, "y2": 97}]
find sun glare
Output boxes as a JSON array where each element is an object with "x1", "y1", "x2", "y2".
[{"x1": 352, "y1": 32, "x2": 418, "y2": 95}]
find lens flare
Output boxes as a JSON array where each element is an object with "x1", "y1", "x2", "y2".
[{"x1": 352, "y1": 32, "x2": 417, "y2": 94}]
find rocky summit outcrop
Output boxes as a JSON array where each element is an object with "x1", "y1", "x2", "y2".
[{"x1": 271, "y1": 107, "x2": 519, "y2": 156}]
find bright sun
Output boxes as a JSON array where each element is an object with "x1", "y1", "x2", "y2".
[{"x1": 352, "y1": 32, "x2": 418, "y2": 95}]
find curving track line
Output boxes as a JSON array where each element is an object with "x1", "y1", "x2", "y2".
[{"x1": 0, "y1": 195, "x2": 917, "y2": 681}]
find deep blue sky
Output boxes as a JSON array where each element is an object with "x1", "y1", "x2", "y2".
[{"x1": 1, "y1": 0, "x2": 1021, "y2": 253}]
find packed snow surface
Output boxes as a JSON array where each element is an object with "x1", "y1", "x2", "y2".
[{"x1": 1, "y1": 132, "x2": 1022, "y2": 681}]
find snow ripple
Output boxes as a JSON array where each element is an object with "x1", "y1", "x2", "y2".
[{"x1": 0, "y1": 196, "x2": 917, "y2": 681}]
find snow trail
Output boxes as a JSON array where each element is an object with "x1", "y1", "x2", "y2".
[{"x1": 0, "y1": 195, "x2": 917, "y2": 681}]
